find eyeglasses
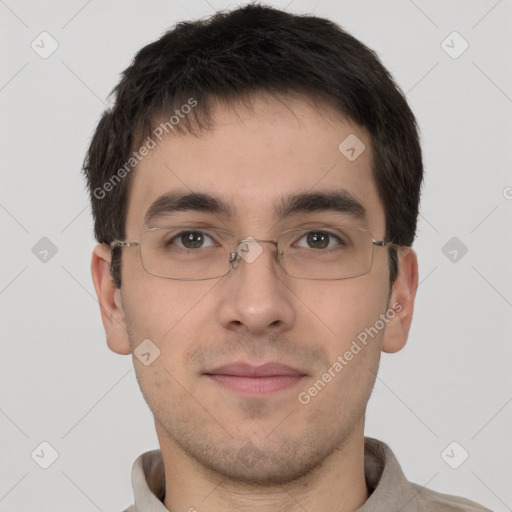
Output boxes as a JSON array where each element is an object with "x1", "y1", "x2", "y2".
[{"x1": 110, "y1": 225, "x2": 398, "y2": 281}]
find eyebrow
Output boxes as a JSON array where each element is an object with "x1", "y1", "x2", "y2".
[
  {"x1": 143, "y1": 189, "x2": 368, "y2": 226},
  {"x1": 144, "y1": 191, "x2": 236, "y2": 226},
  {"x1": 275, "y1": 189, "x2": 368, "y2": 225}
]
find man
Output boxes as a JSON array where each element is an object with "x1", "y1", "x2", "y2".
[{"x1": 83, "y1": 3, "x2": 491, "y2": 511}]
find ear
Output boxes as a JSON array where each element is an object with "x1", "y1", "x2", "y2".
[
  {"x1": 381, "y1": 247, "x2": 419, "y2": 354},
  {"x1": 90, "y1": 244, "x2": 131, "y2": 355}
]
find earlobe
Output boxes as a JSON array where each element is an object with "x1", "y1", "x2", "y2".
[
  {"x1": 90, "y1": 244, "x2": 132, "y2": 355},
  {"x1": 381, "y1": 247, "x2": 419, "y2": 354}
]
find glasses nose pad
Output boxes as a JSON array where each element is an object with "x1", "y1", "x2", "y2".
[
  {"x1": 229, "y1": 250, "x2": 241, "y2": 269},
  {"x1": 228, "y1": 239, "x2": 281, "y2": 273}
]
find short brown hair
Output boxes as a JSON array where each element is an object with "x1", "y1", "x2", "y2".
[{"x1": 82, "y1": 2, "x2": 423, "y2": 289}]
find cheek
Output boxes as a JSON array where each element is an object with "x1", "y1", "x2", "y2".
[
  {"x1": 121, "y1": 277, "x2": 215, "y2": 348},
  {"x1": 122, "y1": 280, "x2": 206, "y2": 404},
  {"x1": 301, "y1": 281, "x2": 387, "y2": 405},
  {"x1": 302, "y1": 275, "x2": 389, "y2": 344}
]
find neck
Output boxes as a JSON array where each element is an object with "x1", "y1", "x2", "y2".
[{"x1": 157, "y1": 418, "x2": 369, "y2": 512}]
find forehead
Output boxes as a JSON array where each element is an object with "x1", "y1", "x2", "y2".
[{"x1": 125, "y1": 93, "x2": 386, "y2": 237}]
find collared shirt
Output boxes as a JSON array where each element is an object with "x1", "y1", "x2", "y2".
[{"x1": 122, "y1": 436, "x2": 492, "y2": 512}]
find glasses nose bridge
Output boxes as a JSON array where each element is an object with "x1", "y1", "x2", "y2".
[{"x1": 229, "y1": 237, "x2": 281, "y2": 270}]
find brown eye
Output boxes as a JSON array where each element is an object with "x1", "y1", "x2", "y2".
[
  {"x1": 166, "y1": 231, "x2": 216, "y2": 250},
  {"x1": 295, "y1": 231, "x2": 343, "y2": 250},
  {"x1": 306, "y1": 232, "x2": 329, "y2": 249},
  {"x1": 180, "y1": 232, "x2": 206, "y2": 249}
]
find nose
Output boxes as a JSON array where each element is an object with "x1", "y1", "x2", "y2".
[{"x1": 216, "y1": 238, "x2": 296, "y2": 336}]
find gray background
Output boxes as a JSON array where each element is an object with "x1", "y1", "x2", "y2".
[{"x1": 1, "y1": 0, "x2": 511, "y2": 510}]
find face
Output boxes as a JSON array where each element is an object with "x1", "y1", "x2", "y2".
[{"x1": 94, "y1": 92, "x2": 416, "y2": 485}]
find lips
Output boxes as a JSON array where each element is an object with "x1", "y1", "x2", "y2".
[
  {"x1": 204, "y1": 362, "x2": 306, "y2": 377},
  {"x1": 204, "y1": 362, "x2": 307, "y2": 395}
]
